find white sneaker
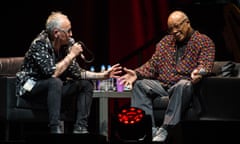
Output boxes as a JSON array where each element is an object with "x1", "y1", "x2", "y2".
[
  {"x1": 152, "y1": 127, "x2": 168, "y2": 142},
  {"x1": 152, "y1": 127, "x2": 159, "y2": 138}
]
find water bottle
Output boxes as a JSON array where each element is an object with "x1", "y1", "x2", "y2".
[{"x1": 107, "y1": 65, "x2": 114, "y2": 91}]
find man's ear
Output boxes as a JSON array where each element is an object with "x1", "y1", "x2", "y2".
[{"x1": 53, "y1": 28, "x2": 60, "y2": 38}]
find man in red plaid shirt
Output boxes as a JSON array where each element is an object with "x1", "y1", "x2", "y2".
[{"x1": 119, "y1": 10, "x2": 215, "y2": 142}]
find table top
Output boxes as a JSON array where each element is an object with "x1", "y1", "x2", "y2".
[{"x1": 93, "y1": 91, "x2": 132, "y2": 98}]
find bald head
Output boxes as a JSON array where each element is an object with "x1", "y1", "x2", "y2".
[{"x1": 167, "y1": 11, "x2": 188, "y2": 25}]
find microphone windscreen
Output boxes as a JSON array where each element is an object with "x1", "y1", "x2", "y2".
[{"x1": 69, "y1": 38, "x2": 75, "y2": 45}]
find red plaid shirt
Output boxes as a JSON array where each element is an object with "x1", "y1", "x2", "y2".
[{"x1": 135, "y1": 31, "x2": 215, "y2": 88}]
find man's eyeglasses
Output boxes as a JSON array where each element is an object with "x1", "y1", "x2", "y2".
[
  {"x1": 58, "y1": 28, "x2": 72, "y2": 34},
  {"x1": 168, "y1": 18, "x2": 187, "y2": 34}
]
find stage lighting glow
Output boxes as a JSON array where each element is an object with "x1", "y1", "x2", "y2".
[
  {"x1": 110, "y1": 106, "x2": 152, "y2": 143},
  {"x1": 117, "y1": 107, "x2": 145, "y2": 125}
]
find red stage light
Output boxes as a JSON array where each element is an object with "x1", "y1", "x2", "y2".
[
  {"x1": 117, "y1": 107, "x2": 145, "y2": 125},
  {"x1": 110, "y1": 106, "x2": 152, "y2": 143}
]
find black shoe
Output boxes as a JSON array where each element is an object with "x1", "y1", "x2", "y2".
[
  {"x1": 50, "y1": 125, "x2": 64, "y2": 134},
  {"x1": 73, "y1": 125, "x2": 89, "y2": 134}
]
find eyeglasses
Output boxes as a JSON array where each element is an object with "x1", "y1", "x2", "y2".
[
  {"x1": 168, "y1": 18, "x2": 187, "y2": 34},
  {"x1": 58, "y1": 28, "x2": 72, "y2": 34}
]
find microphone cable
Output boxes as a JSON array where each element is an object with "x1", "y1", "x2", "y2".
[{"x1": 76, "y1": 41, "x2": 95, "y2": 63}]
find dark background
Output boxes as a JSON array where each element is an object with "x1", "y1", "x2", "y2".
[
  {"x1": 1, "y1": 0, "x2": 240, "y2": 141},
  {"x1": 2, "y1": 0, "x2": 240, "y2": 70}
]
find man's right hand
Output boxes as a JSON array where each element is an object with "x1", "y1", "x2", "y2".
[
  {"x1": 118, "y1": 67, "x2": 137, "y2": 90},
  {"x1": 70, "y1": 42, "x2": 83, "y2": 58}
]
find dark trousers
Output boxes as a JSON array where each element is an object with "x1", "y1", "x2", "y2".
[
  {"x1": 24, "y1": 77, "x2": 93, "y2": 127},
  {"x1": 131, "y1": 79, "x2": 193, "y2": 127}
]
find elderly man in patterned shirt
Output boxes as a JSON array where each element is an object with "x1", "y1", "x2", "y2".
[
  {"x1": 119, "y1": 10, "x2": 215, "y2": 142},
  {"x1": 16, "y1": 11, "x2": 122, "y2": 134}
]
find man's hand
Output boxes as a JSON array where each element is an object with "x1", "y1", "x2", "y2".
[
  {"x1": 118, "y1": 67, "x2": 137, "y2": 90},
  {"x1": 69, "y1": 42, "x2": 83, "y2": 58},
  {"x1": 191, "y1": 69, "x2": 203, "y2": 84},
  {"x1": 105, "y1": 63, "x2": 122, "y2": 79}
]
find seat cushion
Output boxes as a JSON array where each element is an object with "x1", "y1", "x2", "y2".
[{"x1": 0, "y1": 57, "x2": 24, "y2": 76}]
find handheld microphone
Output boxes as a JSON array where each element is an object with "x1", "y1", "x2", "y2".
[
  {"x1": 198, "y1": 68, "x2": 206, "y2": 75},
  {"x1": 69, "y1": 38, "x2": 85, "y2": 60}
]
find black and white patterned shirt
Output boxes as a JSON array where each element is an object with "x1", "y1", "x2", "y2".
[{"x1": 16, "y1": 30, "x2": 85, "y2": 97}]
